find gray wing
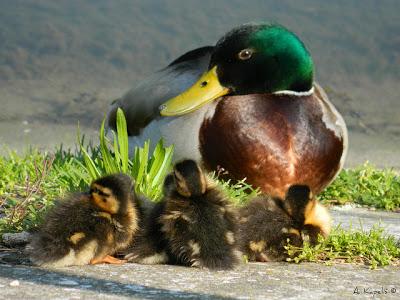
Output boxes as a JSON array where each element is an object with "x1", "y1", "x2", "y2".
[{"x1": 107, "y1": 46, "x2": 213, "y2": 135}]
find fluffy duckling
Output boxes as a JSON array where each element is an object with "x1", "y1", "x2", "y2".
[
  {"x1": 27, "y1": 174, "x2": 139, "y2": 267},
  {"x1": 238, "y1": 185, "x2": 331, "y2": 262},
  {"x1": 161, "y1": 161, "x2": 242, "y2": 269},
  {"x1": 282, "y1": 186, "x2": 332, "y2": 245},
  {"x1": 125, "y1": 159, "x2": 241, "y2": 269}
]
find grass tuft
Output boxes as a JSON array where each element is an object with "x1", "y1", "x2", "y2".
[
  {"x1": 319, "y1": 162, "x2": 400, "y2": 210},
  {"x1": 286, "y1": 225, "x2": 400, "y2": 269},
  {"x1": 78, "y1": 108, "x2": 174, "y2": 200},
  {"x1": 0, "y1": 150, "x2": 79, "y2": 233},
  {"x1": 211, "y1": 174, "x2": 260, "y2": 206}
]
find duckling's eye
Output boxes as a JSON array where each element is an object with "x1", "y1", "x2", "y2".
[{"x1": 237, "y1": 49, "x2": 253, "y2": 60}]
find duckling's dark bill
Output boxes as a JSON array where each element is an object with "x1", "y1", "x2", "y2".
[{"x1": 159, "y1": 66, "x2": 229, "y2": 116}]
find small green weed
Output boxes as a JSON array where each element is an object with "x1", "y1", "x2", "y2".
[
  {"x1": 212, "y1": 175, "x2": 260, "y2": 206},
  {"x1": 287, "y1": 225, "x2": 400, "y2": 268},
  {"x1": 319, "y1": 162, "x2": 400, "y2": 210}
]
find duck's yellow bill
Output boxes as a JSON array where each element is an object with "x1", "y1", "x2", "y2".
[{"x1": 159, "y1": 66, "x2": 230, "y2": 116}]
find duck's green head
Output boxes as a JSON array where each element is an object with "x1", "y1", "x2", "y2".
[
  {"x1": 160, "y1": 24, "x2": 314, "y2": 116},
  {"x1": 210, "y1": 24, "x2": 314, "y2": 94}
]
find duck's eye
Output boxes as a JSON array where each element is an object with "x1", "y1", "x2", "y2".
[{"x1": 237, "y1": 49, "x2": 253, "y2": 60}]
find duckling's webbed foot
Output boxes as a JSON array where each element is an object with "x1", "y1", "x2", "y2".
[{"x1": 90, "y1": 255, "x2": 127, "y2": 265}]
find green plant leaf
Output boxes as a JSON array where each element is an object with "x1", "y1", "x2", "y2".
[
  {"x1": 134, "y1": 140, "x2": 149, "y2": 189},
  {"x1": 79, "y1": 142, "x2": 101, "y2": 179},
  {"x1": 152, "y1": 144, "x2": 174, "y2": 189},
  {"x1": 116, "y1": 108, "x2": 129, "y2": 173},
  {"x1": 99, "y1": 118, "x2": 118, "y2": 174}
]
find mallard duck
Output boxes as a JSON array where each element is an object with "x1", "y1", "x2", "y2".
[
  {"x1": 108, "y1": 23, "x2": 347, "y2": 199},
  {"x1": 125, "y1": 159, "x2": 241, "y2": 269},
  {"x1": 27, "y1": 174, "x2": 139, "y2": 267},
  {"x1": 238, "y1": 185, "x2": 330, "y2": 262}
]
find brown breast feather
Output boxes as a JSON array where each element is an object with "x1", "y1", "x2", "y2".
[{"x1": 199, "y1": 93, "x2": 343, "y2": 198}]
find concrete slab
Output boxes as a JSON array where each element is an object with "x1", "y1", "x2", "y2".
[
  {"x1": 0, "y1": 261, "x2": 399, "y2": 300},
  {"x1": 331, "y1": 207, "x2": 400, "y2": 239}
]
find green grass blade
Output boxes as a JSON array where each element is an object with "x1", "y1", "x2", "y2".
[
  {"x1": 135, "y1": 140, "x2": 149, "y2": 188},
  {"x1": 148, "y1": 140, "x2": 164, "y2": 181},
  {"x1": 132, "y1": 146, "x2": 140, "y2": 179},
  {"x1": 99, "y1": 118, "x2": 118, "y2": 174},
  {"x1": 151, "y1": 144, "x2": 174, "y2": 189},
  {"x1": 116, "y1": 108, "x2": 129, "y2": 173},
  {"x1": 79, "y1": 146, "x2": 100, "y2": 179},
  {"x1": 112, "y1": 130, "x2": 121, "y2": 170},
  {"x1": 77, "y1": 127, "x2": 101, "y2": 180}
]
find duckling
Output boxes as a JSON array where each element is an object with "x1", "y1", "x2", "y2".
[
  {"x1": 282, "y1": 186, "x2": 332, "y2": 245},
  {"x1": 125, "y1": 159, "x2": 241, "y2": 269},
  {"x1": 163, "y1": 159, "x2": 242, "y2": 269},
  {"x1": 238, "y1": 185, "x2": 331, "y2": 262},
  {"x1": 26, "y1": 173, "x2": 139, "y2": 267}
]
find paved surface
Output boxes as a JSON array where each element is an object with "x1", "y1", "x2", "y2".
[
  {"x1": 0, "y1": 261, "x2": 399, "y2": 300},
  {"x1": 331, "y1": 206, "x2": 400, "y2": 239},
  {"x1": 0, "y1": 208, "x2": 399, "y2": 299}
]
